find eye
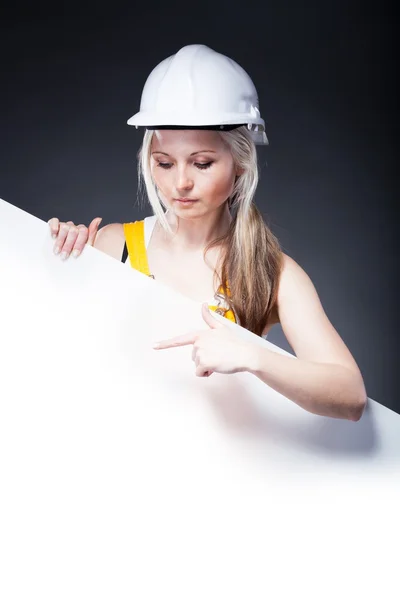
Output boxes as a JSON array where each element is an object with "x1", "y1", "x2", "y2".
[
  {"x1": 157, "y1": 162, "x2": 172, "y2": 169},
  {"x1": 194, "y1": 162, "x2": 213, "y2": 170}
]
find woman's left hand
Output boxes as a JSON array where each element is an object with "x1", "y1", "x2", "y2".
[{"x1": 153, "y1": 303, "x2": 255, "y2": 377}]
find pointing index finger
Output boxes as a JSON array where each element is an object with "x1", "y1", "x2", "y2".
[{"x1": 153, "y1": 332, "x2": 197, "y2": 349}]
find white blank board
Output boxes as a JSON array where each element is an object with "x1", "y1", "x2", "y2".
[{"x1": 0, "y1": 198, "x2": 399, "y2": 599}]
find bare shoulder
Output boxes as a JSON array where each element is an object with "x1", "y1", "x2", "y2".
[
  {"x1": 275, "y1": 252, "x2": 363, "y2": 374},
  {"x1": 264, "y1": 253, "x2": 294, "y2": 326},
  {"x1": 277, "y1": 252, "x2": 318, "y2": 301},
  {"x1": 93, "y1": 222, "x2": 125, "y2": 261}
]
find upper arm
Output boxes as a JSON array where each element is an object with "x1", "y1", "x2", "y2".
[
  {"x1": 276, "y1": 254, "x2": 362, "y2": 375},
  {"x1": 93, "y1": 223, "x2": 125, "y2": 261}
]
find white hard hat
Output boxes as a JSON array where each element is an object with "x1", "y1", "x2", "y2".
[{"x1": 127, "y1": 44, "x2": 268, "y2": 145}]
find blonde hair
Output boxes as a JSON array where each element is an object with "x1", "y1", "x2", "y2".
[{"x1": 137, "y1": 126, "x2": 283, "y2": 336}]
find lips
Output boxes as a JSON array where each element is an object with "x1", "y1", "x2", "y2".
[{"x1": 174, "y1": 198, "x2": 198, "y2": 202}]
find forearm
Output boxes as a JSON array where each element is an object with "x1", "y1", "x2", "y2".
[{"x1": 245, "y1": 345, "x2": 367, "y2": 421}]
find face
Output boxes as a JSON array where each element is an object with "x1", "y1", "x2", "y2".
[{"x1": 150, "y1": 129, "x2": 240, "y2": 218}]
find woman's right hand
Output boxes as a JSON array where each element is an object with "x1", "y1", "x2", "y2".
[{"x1": 48, "y1": 217, "x2": 103, "y2": 260}]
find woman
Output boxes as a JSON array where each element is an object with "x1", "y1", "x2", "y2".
[{"x1": 48, "y1": 44, "x2": 367, "y2": 421}]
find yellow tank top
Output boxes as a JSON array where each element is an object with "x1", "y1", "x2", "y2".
[{"x1": 123, "y1": 220, "x2": 237, "y2": 323}]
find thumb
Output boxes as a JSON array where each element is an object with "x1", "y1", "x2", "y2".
[
  {"x1": 201, "y1": 303, "x2": 223, "y2": 329},
  {"x1": 87, "y1": 217, "x2": 102, "y2": 246}
]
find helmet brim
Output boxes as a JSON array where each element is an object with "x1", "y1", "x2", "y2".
[{"x1": 127, "y1": 113, "x2": 268, "y2": 145}]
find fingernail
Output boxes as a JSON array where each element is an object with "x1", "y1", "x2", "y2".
[
  {"x1": 152, "y1": 342, "x2": 160, "y2": 349},
  {"x1": 60, "y1": 252, "x2": 68, "y2": 261},
  {"x1": 54, "y1": 246, "x2": 60, "y2": 255},
  {"x1": 72, "y1": 249, "x2": 80, "y2": 258},
  {"x1": 51, "y1": 233, "x2": 57, "y2": 239}
]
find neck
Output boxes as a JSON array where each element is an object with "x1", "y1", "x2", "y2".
[{"x1": 164, "y1": 203, "x2": 232, "y2": 250}]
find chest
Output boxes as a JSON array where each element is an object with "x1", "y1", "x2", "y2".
[
  {"x1": 147, "y1": 241, "x2": 222, "y2": 303},
  {"x1": 143, "y1": 223, "x2": 278, "y2": 336}
]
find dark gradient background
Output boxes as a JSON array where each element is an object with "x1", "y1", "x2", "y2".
[{"x1": 1, "y1": 4, "x2": 397, "y2": 413}]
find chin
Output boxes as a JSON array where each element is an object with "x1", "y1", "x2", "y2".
[{"x1": 168, "y1": 202, "x2": 205, "y2": 215}]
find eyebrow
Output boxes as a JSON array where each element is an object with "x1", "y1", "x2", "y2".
[{"x1": 151, "y1": 150, "x2": 217, "y2": 156}]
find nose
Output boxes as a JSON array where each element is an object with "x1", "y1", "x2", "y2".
[{"x1": 175, "y1": 165, "x2": 194, "y2": 193}]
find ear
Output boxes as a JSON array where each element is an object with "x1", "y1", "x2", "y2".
[{"x1": 235, "y1": 167, "x2": 245, "y2": 178}]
